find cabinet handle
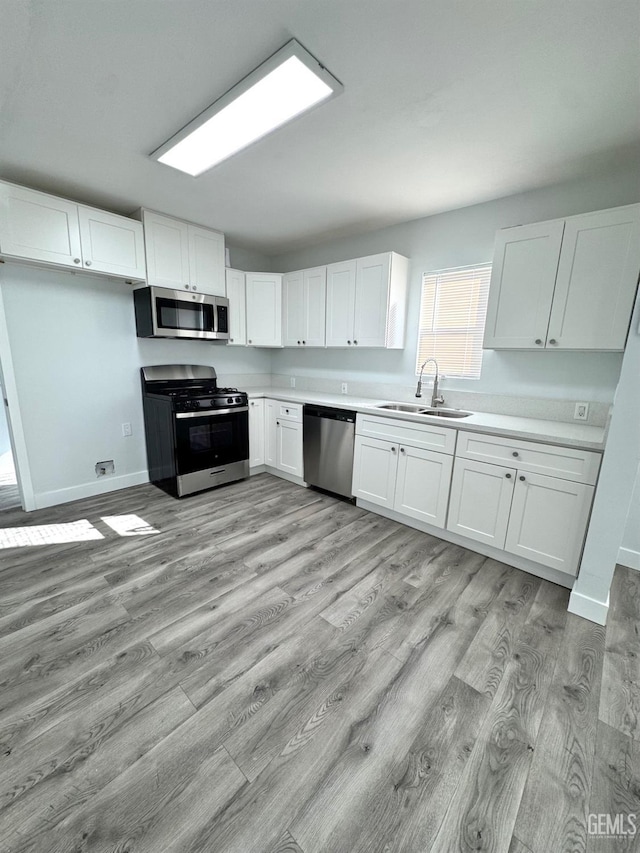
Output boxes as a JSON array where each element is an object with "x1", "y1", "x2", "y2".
[
  {"x1": 400, "y1": 447, "x2": 405, "y2": 454},
  {"x1": 512, "y1": 451, "x2": 519, "y2": 457},
  {"x1": 391, "y1": 446, "x2": 396, "y2": 452},
  {"x1": 192, "y1": 286, "x2": 197, "y2": 291},
  {"x1": 230, "y1": 337, "x2": 234, "y2": 342},
  {"x1": 85, "y1": 260, "x2": 92, "y2": 266},
  {"x1": 347, "y1": 340, "x2": 352, "y2": 345},
  {"x1": 302, "y1": 340, "x2": 306, "y2": 345},
  {"x1": 248, "y1": 339, "x2": 252, "y2": 344},
  {"x1": 519, "y1": 475, "x2": 526, "y2": 481},
  {"x1": 354, "y1": 340, "x2": 358, "y2": 345},
  {"x1": 535, "y1": 338, "x2": 542, "y2": 345},
  {"x1": 297, "y1": 341, "x2": 301, "y2": 345},
  {"x1": 184, "y1": 284, "x2": 190, "y2": 290},
  {"x1": 276, "y1": 421, "x2": 280, "y2": 426},
  {"x1": 73, "y1": 258, "x2": 80, "y2": 264},
  {"x1": 505, "y1": 473, "x2": 512, "y2": 479},
  {"x1": 548, "y1": 338, "x2": 557, "y2": 345}
]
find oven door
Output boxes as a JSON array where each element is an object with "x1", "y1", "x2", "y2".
[{"x1": 174, "y1": 408, "x2": 249, "y2": 475}]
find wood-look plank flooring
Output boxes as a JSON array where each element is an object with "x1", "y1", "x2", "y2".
[{"x1": 0, "y1": 473, "x2": 638, "y2": 852}]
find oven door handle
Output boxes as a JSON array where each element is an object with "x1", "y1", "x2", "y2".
[{"x1": 175, "y1": 406, "x2": 249, "y2": 419}]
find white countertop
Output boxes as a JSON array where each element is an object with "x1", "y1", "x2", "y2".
[{"x1": 244, "y1": 387, "x2": 606, "y2": 451}]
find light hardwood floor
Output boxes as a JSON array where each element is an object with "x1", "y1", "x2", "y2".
[{"x1": 0, "y1": 474, "x2": 638, "y2": 852}]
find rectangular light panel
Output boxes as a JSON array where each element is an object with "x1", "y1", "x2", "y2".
[{"x1": 153, "y1": 40, "x2": 342, "y2": 176}]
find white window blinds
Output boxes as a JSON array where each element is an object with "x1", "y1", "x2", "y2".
[{"x1": 416, "y1": 264, "x2": 491, "y2": 379}]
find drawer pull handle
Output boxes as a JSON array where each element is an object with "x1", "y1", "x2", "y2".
[
  {"x1": 519, "y1": 475, "x2": 526, "y2": 481},
  {"x1": 400, "y1": 447, "x2": 405, "y2": 454},
  {"x1": 512, "y1": 451, "x2": 519, "y2": 457},
  {"x1": 505, "y1": 473, "x2": 512, "y2": 479},
  {"x1": 391, "y1": 446, "x2": 396, "y2": 453},
  {"x1": 347, "y1": 340, "x2": 352, "y2": 345}
]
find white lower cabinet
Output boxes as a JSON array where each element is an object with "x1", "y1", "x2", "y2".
[
  {"x1": 277, "y1": 420, "x2": 303, "y2": 477},
  {"x1": 447, "y1": 458, "x2": 515, "y2": 549},
  {"x1": 248, "y1": 399, "x2": 265, "y2": 467},
  {"x1": 263, "y1": 399, "x2": 303, "y2": 478},
  {"x1": 504, "y1": 471, "x2": 594, "y2": 574},
  {"x1": 352, "y1": 432, "x2": 452, "y2": 528}
]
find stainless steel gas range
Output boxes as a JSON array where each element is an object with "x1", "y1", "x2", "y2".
[{"x1": 140, "y1": 364, "x2": 249, "y2": 498}]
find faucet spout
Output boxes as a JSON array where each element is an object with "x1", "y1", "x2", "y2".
[{"x1": 416, "y1": 358, "x2": 445, "y2": 407}]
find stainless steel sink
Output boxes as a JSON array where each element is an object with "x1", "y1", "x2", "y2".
[
  {"x1": 375, "y1": 403, "x2": 472, "y2": 418},
  {"x1": 376, "y1": 403, "x2": 427, "y2": 413},
  {"x1": 419, "y1": 408, "x2": 472, "y2": 418}
]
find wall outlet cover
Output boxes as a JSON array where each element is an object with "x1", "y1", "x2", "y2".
[
  {"x1": 122, "y1": 422, "x2": 132, "y2": 437},
  {"x1": 574, "y1": 402, "x2": 590, "y2": 421},
  {"x1": 95, "y1": 460, "x2": 115, "y2": 477}
]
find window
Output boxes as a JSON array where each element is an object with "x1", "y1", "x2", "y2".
[{"x1": 416, "y1": 264, "x2": 491, "y2": 379}]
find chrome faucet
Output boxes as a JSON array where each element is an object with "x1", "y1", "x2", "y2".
[{"x1": 416, "y1": 358, "x2": 445, "y2": 407}]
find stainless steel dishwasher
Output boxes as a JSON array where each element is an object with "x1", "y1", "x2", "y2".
[{"x1": 303, "y1": 405, "x2": 357, "y2": 499}]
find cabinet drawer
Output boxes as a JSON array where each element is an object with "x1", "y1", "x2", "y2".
[
  {"x1": 356, "y1": 414, "x2": 456, "y2": 455},
  {"x1": 272, "y1": 401, "x2": 302, "y2": 422},
  {"x1": 456, "y1": 430, "x2": 601, "y2": 485}
]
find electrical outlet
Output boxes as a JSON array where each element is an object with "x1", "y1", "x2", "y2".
[
  {"x1": 122, "y1": 422, "x2": 132, "y2": 437},
  {"x1": 574, "y1": 402, "x2": 589, "y2": 421},
  {"x1": 95, "y1": 460, "x2": 115, "y2": 477},
  {"x1": 341, "y1": 382, "x2": 348, "y2": 394},
  {"x1": 290, "y1": 377, "x2": 296, "y2": 388}
]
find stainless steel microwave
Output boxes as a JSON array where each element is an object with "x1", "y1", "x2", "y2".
[{"x1": 134, "y1": 286, "x2": 229, "y2": 341}]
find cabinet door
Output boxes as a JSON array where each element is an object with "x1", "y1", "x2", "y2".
[
  {"x1": 246, "y1": 273, "x2": 282, "y2": 347},
  {"x1": 188, "y1": 225, "x2": 226, "y2": 295},
  {"x1": 0, "y1": 183, "x2": 82, "y2": 268},
  {"x1": 264, "y1": 399, "x2": 278, "y2": 467},
  {"x1": 277, "y1": 419, "x2": 303, "y2": 477},
  {"x1": 142, "y1": 211, "x2": 190, "y2": 289},
  {"x1": 354, "y1": 253, "x2": 391, "y2": 347},
  {"x1": 547, "y1": 206, "x2": 640, "y2": 351},
  {"x1": 394, "y1": 446, "x2": 453, "y2": 529},
  {"x1": 326, "y1": 260, "x2": 356, "y2": 347},
  {"x1": 248, "y1": 399, "x2": 265, "y2": 467},
  {"x1": 352, "y1": 435, "x2": 398, "y2": 508},
  {"x1": 447, "y1": 458, "x2": 515, "y2": 549},
  {"x1": 303, "y1": 266, "x2": 327, "y2": 347},
  {"x1": 225, "y1": 268, "x2": 246, "y2": 345},
  {"x1": 283, "y1": 270, "x2": 304, "y2": 347},
  {"x1": 483, "y1": 220, "x2": 564, "y2": 349},
  {"x1": 78, "y1": 207, "x2": 146, "y2": 280},
  {"x1": 504, "y1": 472, "x2": 594, "y2": 576}
]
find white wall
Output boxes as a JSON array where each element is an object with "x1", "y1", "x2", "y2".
[
  {"x1": 0, "y1": 381, "x2": 10, "y2": 457},
  {"x1": 570, "y1": 285, "x2": 640, "y2": 621},
  {"x1": 620, "y1": 467, "x2": 640, "y2": 569},
  {"x1": 0, "y1": 263, "x2": 272, "y2": 508},
  {"x1": 270, "y1": 162, "x2": 640, "y2": 403}
]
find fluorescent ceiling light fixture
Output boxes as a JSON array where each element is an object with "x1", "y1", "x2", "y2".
[{"x1": 152, "y1": 39, "x2": 342, "y2": 176}]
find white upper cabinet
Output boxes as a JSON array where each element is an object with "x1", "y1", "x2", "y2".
[
  {"x1": 225, "y1": 268, "x2": 247, "y2": 346},
  {"x1": 326, "y1": 259, "x2": 357, "y2": 347},
  {"x1": 140, "y1": 209, "x2": 225, "y2": 295},
  {"x1": 283, "y1": 266, "x2": 326, "y2": 347},
  {"x1": 483, "y1": 220, "x2": 564, "y2": 349},
  {"x1": 245, "y1": 272, "x2": 282, "y2": 347},
  {"x1": 187, "y1": 224, "x2": 226, "y2": 296},
  {"x1": 326, "y1": 252, "x2": 409, "y2": 349},
  {"x1": 141, "y1": 211, "x2": 189, "y2": 288},
  {"x1": 0, "y1": 181, "x2": 146, "y2": 281},
  {"x1": 484, "y1": 203, "x2": 640, "y2": 351},
  {"x1": 77, "y1": 206, "x2": 146, "y2": 279},
  {"x1": 547, "y1": 206, "x2": 640, "y2": 350}
]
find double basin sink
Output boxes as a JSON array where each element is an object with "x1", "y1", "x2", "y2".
[{"x1": 375, "y1": 403, "x2": 472, "y2": 419}]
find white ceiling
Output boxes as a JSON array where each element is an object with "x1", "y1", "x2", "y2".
[{"x1": 1, "y1": 0, "x2": 638, "y2": 255}]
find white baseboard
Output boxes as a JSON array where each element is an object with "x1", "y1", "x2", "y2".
[
  {"x1": 568, "y1": 588, "x2": 610, "y2": 625},
  {"x1": 618, "y1": 547, "x2": 640, "y2": 572},
  {"x1": 33, "y1": 471, "x2": 149, "y2": 510}
]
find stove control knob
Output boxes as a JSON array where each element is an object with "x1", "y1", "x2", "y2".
[
  {"x1": 227, "y1": 397, "x2": 233, "y2": 404},
  {"x1": 193, "y1": 400, "x2": 201, "y2": 409},
  {"x1": 211, "y1": 399, "x2": 217, "y2": 407}
]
